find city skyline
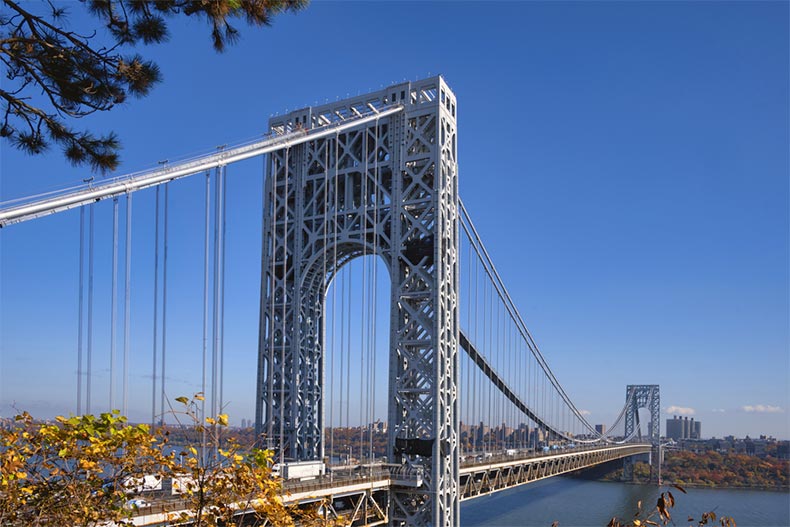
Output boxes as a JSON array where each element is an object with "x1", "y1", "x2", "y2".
[{"x1": 1, "y1": 2, "x2": 787, "y2": 440}]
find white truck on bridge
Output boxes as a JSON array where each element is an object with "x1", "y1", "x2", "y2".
[{"x1": 273, "y1": 460, "x2": 326, "y2": 481}]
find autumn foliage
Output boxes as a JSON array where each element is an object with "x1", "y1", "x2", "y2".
[
  {"x1": 662, "y1": 450, "x2": 788, "y2": 489},
  {"x1": 0, "y1": 395, "x2": 327, "y2": 526}
]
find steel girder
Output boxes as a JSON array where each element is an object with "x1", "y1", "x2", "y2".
[
  {"x1": 623, "y1": 384, "x2": 661, "y2": 483},
  {"x1": 255, "y1": 77, "x2": 459, "y2": 527},
  {"x1": 458, "y1": 444, "x2": 651, "y2": 500}
]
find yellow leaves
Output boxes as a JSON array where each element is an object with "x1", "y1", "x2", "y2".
[
  {"x1": 0, "y1": 403, "x2": 319, "y2": 527},
  {"x1": 205, "y1": 413, "x2": 228, "y2": 427},
  {"x1": 0, "y1": 409, "x2": 174, "y2": 526},
  {"x1": 78, "y1": 459, "x2": 98, "y2": 471}
]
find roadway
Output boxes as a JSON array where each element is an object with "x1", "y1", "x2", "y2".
[{"x1": 123, "y1": 443, "x2": 651, "y2": 526}]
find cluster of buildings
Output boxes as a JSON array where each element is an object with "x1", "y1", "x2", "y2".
[
  {"x1": 459, "y1": 421, "x2": 539, "y2": 449},
  {"x1": 671, "y1": 435, "x2": 789, "y2": 459},
  {"x1": 666, "y1": 415, "x2": 702, "y2": 440}
]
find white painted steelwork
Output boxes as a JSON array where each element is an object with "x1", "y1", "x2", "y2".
[
  {"x1": 256, "y1": 76, "x2": 459, "y2": 527},
  {"x1": 0, "y1": 106, "x2": 403, "y2": 227}
]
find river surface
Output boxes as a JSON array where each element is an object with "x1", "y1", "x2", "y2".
[{"x1": 460, "y1": 477, "x2": 790, "y2": 527}]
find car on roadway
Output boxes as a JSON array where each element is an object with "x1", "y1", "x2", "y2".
[{"x1": 124, "y1": 498, "x2": 151, "y2": 510}]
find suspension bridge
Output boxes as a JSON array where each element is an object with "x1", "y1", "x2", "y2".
[{"x1": 0, "y1": 76, "x2": 661, "y2": 527}]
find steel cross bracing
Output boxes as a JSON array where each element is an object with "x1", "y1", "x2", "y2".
[
  {"x1": 623, "y1": 384, "x2": 661, "y2": 483},
  {"x1": 0, "y1": 105, "x2": 403, "y2": 227},
  {"x1": 0, "y1": 74, "x2": 664, "y2": 527},
  {"x1": 458, "y1": 444, "x2": 650, "y2": 500},
  {"x1": 256, "y1": 76, "x2": 459, "y2": 527}
]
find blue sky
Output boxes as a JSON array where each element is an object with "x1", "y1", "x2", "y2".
[{"x1": 1, "y1": 1, "x2": 788, "y2": 439}]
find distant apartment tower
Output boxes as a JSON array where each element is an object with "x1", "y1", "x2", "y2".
[
  {"x1": 666, "y1": 415, "x2": 701, "y2": 440},
  {"x1": 595, "y1": 424, "x2": 606, "y2": 435}
]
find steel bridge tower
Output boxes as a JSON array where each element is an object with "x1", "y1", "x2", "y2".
[
  {"x1": 255, "y1": 77, "x2": 459, "y2": 526},
  {"x1": 623, "y1": 384, "x2": 661, "y2": 483}
]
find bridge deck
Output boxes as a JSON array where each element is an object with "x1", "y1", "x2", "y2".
[{"x1": 124, "y1": 444, "x2": 651, "y2": 526}]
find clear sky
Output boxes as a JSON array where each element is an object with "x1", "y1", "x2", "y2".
[{"x1": 1, "y1": 1, "x2": 788, "y2": 440}]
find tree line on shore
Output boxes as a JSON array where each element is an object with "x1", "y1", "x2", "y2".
[{"x1": 602, "y1": 450, "x2": 789, "y2": 489}]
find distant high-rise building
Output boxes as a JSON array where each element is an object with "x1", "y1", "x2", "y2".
[
  {"x1": 666, "y1": 415, "x2": 702, "y2": 440},
  {"x1": 666, "y1": 416, "x2": 683, "y2": 440},
  {"x1": 595, "y1": 424, "x2": 606, "y2": 435}
]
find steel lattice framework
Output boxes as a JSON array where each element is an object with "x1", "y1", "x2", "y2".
[
  {"x1": 623, "y1": 384, "x2": 661, "y2": 483},
  {"x1": 255, "y1": 76, "x2": 459, "y2": 527},
  {"x1": 0, "y1": 72, "x2": 668, "y2": 527}
]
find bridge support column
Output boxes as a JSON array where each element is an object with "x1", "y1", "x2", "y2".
[
  {"x1": 255, "y1": 77, "x2": 459, "y2": 527},
  {"x1": 623, "y1": 384, "x2": 661, "y2": 483}
]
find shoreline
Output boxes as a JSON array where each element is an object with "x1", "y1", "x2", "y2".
[{"x1": 603, "y1": 479, "x2": 789, "y2": 493}]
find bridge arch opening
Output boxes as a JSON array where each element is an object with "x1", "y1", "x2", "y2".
[{"x1": 323, "y1": 253, "x2": 391, "y2": 465}]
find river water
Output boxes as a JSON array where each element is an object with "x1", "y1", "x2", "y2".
[{"x1": 460, "y1": 477, "x2": 790, "y2": 527}]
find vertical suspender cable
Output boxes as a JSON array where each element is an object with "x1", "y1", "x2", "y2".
[
  {"x1": 339, "y1": 267, "x2": 345, "y2": 434},
  {"x1": 110, "y1": 198, "x2": 118, "y2": 411},
  {"x1": 363, "y1": 128, "x2": 371, "y2": 460},
  {"x1": 202, "y1": 171, "x2": 210, "y2": 458},
  {"x1": 210, "y1": 162, "x2": 224, "y2": 457},
  {"x1": 325, "y1": 137, "x2": 334, "y2": 462},
  {"x1": 486, "y1": 279, "x2": 492, "y2": 451},
  {"x1": 465, "y1": 237, "x2": 472, "y2": 453},
  {"x1": 123, "y1": 193, "x2": 132, "y2": 416},
  {"x1": 369, "y1": 119, "x2": 379, "y2": 464},
  {"x1": 160, "y1": 183, "x2": 169, "y2": 425},
  {"x1": 266, "y1": 155, "x2": 277, "y2": 444},
  {"x1": 219, "y1": 168, "x2": 227, "y2": 415},
  {"x1": 331, "y1": 135, "x2": 340, "y2": 460},
  {"x1": 345, "y1": 258, "x2": 351, "y2": 434},
  {"x1": 152, "y1": 187, "x2": 160, "y2": 427},
  {"x1": 279, "y1": 148, "x2": 289, "y2": 465},
  {"x1": 77, "y1": 207, "x2": 85, "y2": 414},
  {"x1": 512, "y1": 322, "x2": 517, "y2": 447},
  {"x1": 359, "y1": 129, "x2": 368, "y2": 458},
  {"x1": 212, "y1": 165, "x2": 222, "y2": 420},
  {"x1": 475, "y1": 259, "x2": 481, "y2": 452},
  {"x1": 496, "y1": 300, "x2": 502, "y2": 449},
  {"x1": 86, "y1": 204, "x2": 94, "y2": 414}
]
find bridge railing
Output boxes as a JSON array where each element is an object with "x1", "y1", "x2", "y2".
[{"x1": 459, "y1": 443, "x2": 648, "y2": 469}]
